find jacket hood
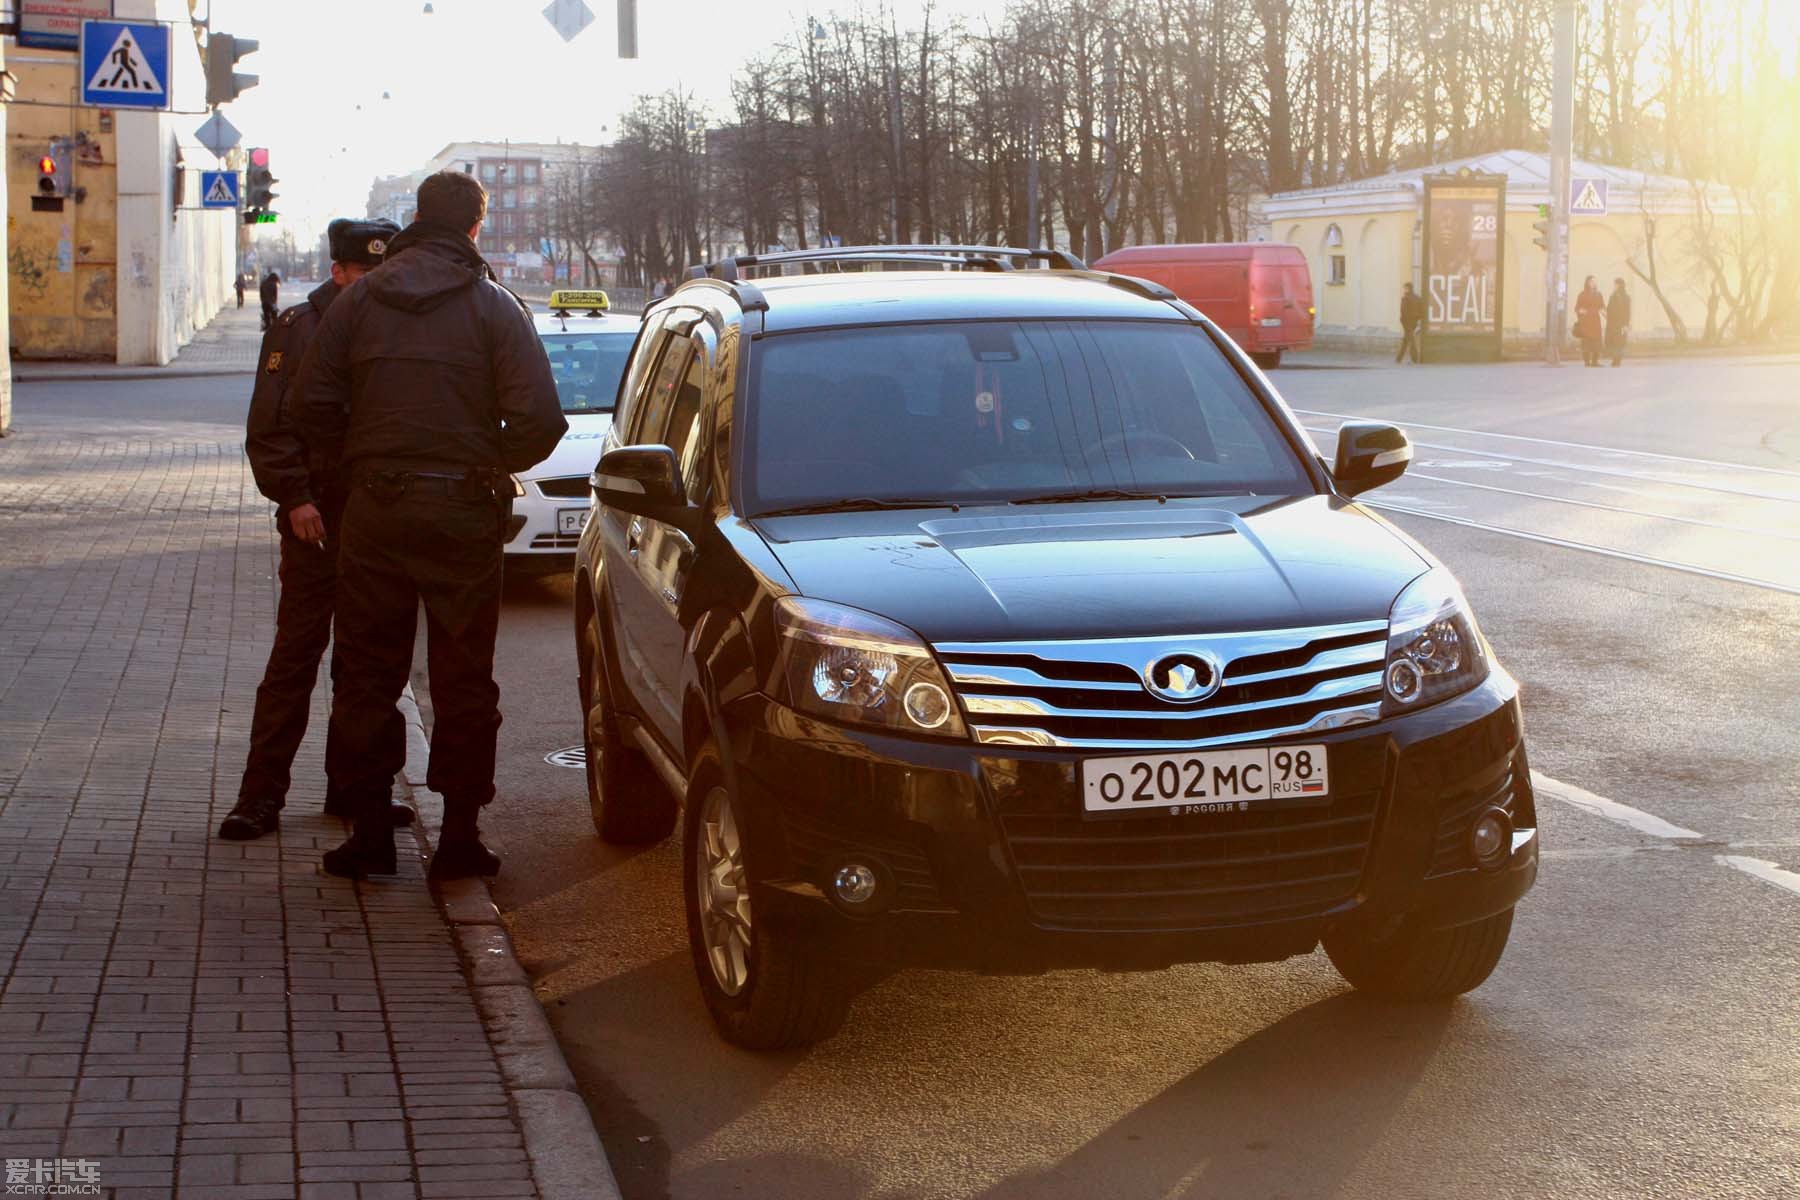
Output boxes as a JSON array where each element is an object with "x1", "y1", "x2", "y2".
[
  {"x1": 305, "y1": 279, "x2": 341, "y2": 316},
  {"x1": 364, "y1": 223, "x2": 490, "y2": 314}
]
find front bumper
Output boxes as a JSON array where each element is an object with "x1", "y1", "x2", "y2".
[
  {"x1": 721, "y1": 670, "x2": 1536, "y2": 973},
  {"x1": 504, "y1": 484, "x2": 590, "y2": 563}
]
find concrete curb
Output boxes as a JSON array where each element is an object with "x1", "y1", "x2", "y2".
[
  {"x1": 397, "y1": 685, "x2": 623, "y2": 1200},
  {"x1": 14, "y1": 365, "x2": 256, "y2": 382}
]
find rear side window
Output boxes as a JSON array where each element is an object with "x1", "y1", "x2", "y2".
[
  {"x1": 611, "y1": 309, "x2": 671, "y2": 439},
  {"x1": 745, "y1": 320, "x2": 1309, "y2": 514}
]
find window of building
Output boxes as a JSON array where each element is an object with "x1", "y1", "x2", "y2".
[
  {"x1": 501, "y1": 163, "x2": 515, "y2": 183},
  {"x1": 1328, "y1": 254, "x2": 1346, "y2": 286},
  {"x1": 481, "y1": 163, "x2": 497, "y2": 182},
  {"x1": 524, "y1": 190, "x2": 539, "y2": 207},
  {"x1": 524, "y1": 163, "x2": 539, "y2": 182},
  {"x1": 502, "y1": 190, "x2": 517, "y2": 209}
]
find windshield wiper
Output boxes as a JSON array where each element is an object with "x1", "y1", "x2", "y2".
[
  {"x1": 757, "y1": 497, "x2": 962, "y2": 517},
  {"x1": 1009, "y1": 488, "x2": 1169, "y2": 505}
]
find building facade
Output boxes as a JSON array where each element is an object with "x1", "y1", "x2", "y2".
[
  {"x1": 1259, "y1": 149, "x2": 1734, "y2": 349},
  {"x1": 6, "y1": 0, "x2": 236, "y2": 365}
]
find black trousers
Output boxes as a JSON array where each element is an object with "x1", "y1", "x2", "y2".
[
  {"x1": 238, "y1": 507, "x2": 342, "y2": 807},
  {"x1": 327, "y1": 483, "x2": 504, "y2": 821},
  {"x1": 261, "y1": 300, "x2": 278, "y2": 329},
  {"x1": 1395, "y1": 326, "x2": 1422, "y2": 363}
]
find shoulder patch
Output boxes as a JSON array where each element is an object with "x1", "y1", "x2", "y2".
[{"x1": 265, "y1": 350, "x2": 284, "y2": 374}]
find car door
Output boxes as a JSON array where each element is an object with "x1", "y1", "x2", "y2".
[
  {"x1": 631, "y1": 326, "x2": 714, "y2": 751},
  {"x1": 598, "y1": 308, "x2": 693, "y2": 711}
]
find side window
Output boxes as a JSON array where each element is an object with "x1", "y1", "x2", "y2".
[
  {"x1": 613, "y1": 311, "x2": 671, "y2": 441},
  {"x1": 631, "y1": 340, "x2": 696, "y2": 450},
  {"x1": 658, "y1": 348, "x2": 708, "y2": 504}
]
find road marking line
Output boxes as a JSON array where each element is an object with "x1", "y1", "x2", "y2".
[
  {"x1": 1366, "y1": 503, "x2": 1800, "y2": 596},
  {"x1": 1530, "y1": 770, "x2": 1705, "y2": 840},
  {"x1": 1402, "y1": 471, "x2": 1800, "y2": 542},
  {"x1": 1715, "y1": 855, "x2": 1800, "y2": 899},
  {"x1": 1291, "y1": 408, "x2": 1800, "y2": 480}
]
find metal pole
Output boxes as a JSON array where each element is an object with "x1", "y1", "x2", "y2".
[{"x1": 1545, "y1": 0, "x2": 1575, "y2": 365}]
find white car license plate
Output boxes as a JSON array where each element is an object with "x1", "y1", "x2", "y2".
[
  {"x1": 1080, "y1": 744, "x2": 1329, "y2": 818},
  {"x1": 557, "y1": 507, "x2": 591, "y2": 535}
]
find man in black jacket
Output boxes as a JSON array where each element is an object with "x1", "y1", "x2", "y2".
[
  {"x1": 259, "y1": 270, "x2": 281, "y2": 330},
  {"x1": 1396, "y1": 282, "x2": 1426, "y2": 363},
  {"x1": 221, "y1": 218, "x2": 401, "y2": 841},
  {"x1": 293, "y1": 171, "x2": 565, "y2": 880}
]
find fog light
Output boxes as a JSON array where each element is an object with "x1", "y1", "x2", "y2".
[
  {"x1": 1385, "y1": 658, "x2": 1424, "y2": 704},
  {"x1": 832, "y1": 862, "x2": 880, "y2": 906},
  {"x1": 1470, "y1": 807, "x2": 1512, "y2": 869},
  {"x1": 903, "y1": 681, "x2": 952, "y2": 730}
]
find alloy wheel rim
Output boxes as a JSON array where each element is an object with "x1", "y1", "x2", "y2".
[{"x1": 696, "y1": 784, "x2": 752, "y2": 995}]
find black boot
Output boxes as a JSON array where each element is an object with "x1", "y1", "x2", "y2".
[
  {"x1": 430, "y1": 801, "x2": 501, "y2": 880},
  {"x1": 321, "y1": 818, "x2": 397, "y2": 879},
  {"x1": 325, "y1": 788, "x2": 416, "y2": 826},
  {"x1": 219, "y1": 795, "x2": 281, "y2": 840}
]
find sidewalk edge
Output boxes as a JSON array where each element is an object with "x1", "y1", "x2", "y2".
[{"x1": 397, "y1": 685, "x2": 624, "y2": 1200}]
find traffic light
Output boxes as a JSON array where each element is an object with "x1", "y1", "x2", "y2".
[
  {"x1": 36, "y1": 141, "x2": 71, "y2": 198},
  {"x1": 244, "y1": 148, "x2": 275, "y2": 223},
  {"x1": 1532, "y1": 202, "x2": 1551, "y2": 252},
  {"x1": 205, "y1": 33, "x2": 260, "y2": 107}
]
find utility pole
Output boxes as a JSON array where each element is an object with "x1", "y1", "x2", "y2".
[{"x1": 1545, "y1": 0, "x2": 1575, "y2": 365}]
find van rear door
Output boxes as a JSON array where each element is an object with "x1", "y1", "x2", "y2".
[{"x1": 1177, "y1": 261, "x2": 1250, "y2": 347}]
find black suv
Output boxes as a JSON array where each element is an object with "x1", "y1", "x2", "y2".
[{"x1": 573, "y1": 246, "x2": 1537, "y2": 1049}]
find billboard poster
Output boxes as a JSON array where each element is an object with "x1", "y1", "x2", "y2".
[
  {"x1": 1422, "y1": 172, "x2": 1506, "y2": 359},
  {"x1": 19, "y1": 0, "x2": 114, "y2": 51}
]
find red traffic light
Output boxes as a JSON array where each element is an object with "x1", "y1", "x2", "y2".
[
  {"x1": 38, "y1": 155, "x2": 56, "y2": 174},
  {"x1": 249, "y1": 147, "x2": 269, "y2": 167}
]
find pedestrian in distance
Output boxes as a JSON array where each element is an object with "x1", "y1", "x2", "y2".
[
  {"x1": 260, "y1": 269, "x2": 281, "y2": 330},
  {"x1": 235, "y1": 274, "x2": 247, "y2": 309},
  {"x1": 293, "y1": 170, "x2": 566, "y2": 881},
  {"x1": 1574, "y1": 275, "x2": 1605, "y2": 367},
  {"x1": 1606, "y1": 277, "x2": 1632, "y2": 368},
  {"x1": 220, "y1": 219, "x2": 407, "y2": 842},
  {"x1": 1396, "y1": 282, "x2": 1425, "y2": 364}
]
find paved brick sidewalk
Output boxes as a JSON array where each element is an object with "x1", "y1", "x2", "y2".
[{"x1": 0, "y1": 429, "x2": 584, "y2": 1197}]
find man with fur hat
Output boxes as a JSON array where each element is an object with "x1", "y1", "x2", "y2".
[{"x1": 221, "y1": 218, "x2": 407, "y2": 840}]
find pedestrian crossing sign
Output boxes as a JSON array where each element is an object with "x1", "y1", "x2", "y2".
[
  {"x1": 80, "y1": 20, "x2": 171, "y2": 110},
  {"x1": 1570, "y1": 177, "x2": 1609, "y2": 216},
  {"x1": 201, "y1": 171, "x2": 240, "y2": 209}
]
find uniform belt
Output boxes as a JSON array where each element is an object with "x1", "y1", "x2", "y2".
[{"x1": 355, "y1": 467, "x2": 501, "y2": 500}]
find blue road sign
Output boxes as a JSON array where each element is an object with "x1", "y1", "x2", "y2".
[
  {"x1": 80, "y1": 20, "x2": 170, "y2": 110},
  {"x1": 1570, "y1": 177, "x2": 1609, "y2": 216},
  {"x1": 201, "y1": 171, "x2": 240, "y2": 209}
]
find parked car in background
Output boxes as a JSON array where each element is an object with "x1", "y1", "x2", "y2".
[
  {"x1": 1093, "y1": 243, "x2": 1314, "y2": 368},
  {"x1": 506, "y1": 291, "x2": 639, "y2": 573}
]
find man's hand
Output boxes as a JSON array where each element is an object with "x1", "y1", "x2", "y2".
[{"x1": 288, "y1": 503, "x2": 326, "y2": 546}]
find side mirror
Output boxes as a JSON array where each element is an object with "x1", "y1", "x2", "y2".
[
  {"x1": 1333, "y1": 421, "x2": 1412, "y2": 497},
  {"x1": 592, "y1": 444, "x2": 688, "y2": 519}
]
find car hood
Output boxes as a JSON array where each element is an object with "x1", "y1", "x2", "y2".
[
  {"x1": 752, "y1": 496, "x2": 1429, "y2": 642},
  {"x1": 518, "y1": 412, "x2": 612, "y2": 481}
]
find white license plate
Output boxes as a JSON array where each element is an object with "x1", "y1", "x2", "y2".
[
  {"x1": 1080, "y1": 743, "x2": 1329, "y2": 817},
  {"x1": 1259, "y1": 316, "x2": 1284, "y2": 327},
  {"x1": 557, "y1": 507, "x2": 591, "y2": 535}
]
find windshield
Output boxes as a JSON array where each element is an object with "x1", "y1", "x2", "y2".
[
  {"x1": 745, "y1": 320, "x2": 1311, "y2": 513},
  {"x1": 541, "y1": 331, "x2": 635, "y2": 414}
]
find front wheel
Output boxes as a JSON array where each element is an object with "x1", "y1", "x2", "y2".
[
  {"x1": 683, "y1": 744, "x2": 850, "y2": 1049},
  {"x1": 1324, "y1": 907, "x2": 1514, "y2": 1000},
  {"x1": 578, "y1": 606, "x2": 676, "y2": 844}
]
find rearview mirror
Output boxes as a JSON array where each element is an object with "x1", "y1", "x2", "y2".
[
  {"x1": 592, "y1": 444, "x2": 687, "y2": 518},
  {"x1": 1333, "y1": 421, "x2": 1412, "y2": 497}
]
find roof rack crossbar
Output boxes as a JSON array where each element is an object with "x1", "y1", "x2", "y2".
[{"x1": 689, "y1": 244, "x2": 1088, "y2": 276}]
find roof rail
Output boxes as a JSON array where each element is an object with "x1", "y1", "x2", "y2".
[
  {"x1": 688, "y1": 243, "x2": 1088, "y2": 278},
  {"x1": 1086, "y1": 271, "x2": 1179, "y2": 303},
  {"x1": 673, "y1": 272, "x2": 768, "y2": 313}
]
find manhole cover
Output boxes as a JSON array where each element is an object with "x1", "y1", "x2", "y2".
[{"x1": 545, "y1": 745, "x2": 586, "y2": 769}]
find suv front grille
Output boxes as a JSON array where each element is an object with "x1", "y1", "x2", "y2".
[
  {"x1": 999, "y1": 788, "x2": 1380, "y2": 929},
  {"x1": 535, "y1": 476, "x2": 590, "y2": 498},
  {"x1": 935, "y1": 620, "x2": 1388, "y2": 750},
  {"x1": 528, "y1": 532, "x2": 581, "y2": 550}
]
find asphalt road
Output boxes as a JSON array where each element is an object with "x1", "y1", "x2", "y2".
[{"x1": 17, "y1": 346, "x2": 1798, "y2": 1199}]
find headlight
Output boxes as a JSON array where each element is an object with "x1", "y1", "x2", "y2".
[
  {"x1": 774, "y1": 597, "x2": 967, "y2": 739},
  {"x1": 511, "y1": 475, "x2": 527, "y2": 497},
  {"x1": 1382, "y1": 567, "x2": 1489, "y2": 714}
]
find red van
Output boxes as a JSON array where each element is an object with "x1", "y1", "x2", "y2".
[{"x1": 1092, "y1": 243, "x2": 1314, "y2": 368}]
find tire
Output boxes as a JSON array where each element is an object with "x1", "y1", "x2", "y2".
[
  {"x1": 1324, "y1": 907, "x2": 1515, "y2": 1001},
  {"x1": 683, "y1": 744, "x2": 850, "y2": 1049},
  {"x1": 577, "y1": 602, "x2": 677, "y2": 844},
  {"x1": 1252, "y1": 349, "x2": 1283, "y2": 369}
]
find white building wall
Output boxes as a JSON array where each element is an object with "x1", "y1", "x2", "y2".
[{"x1": 112, "y1": 0, "x2": 235, "y2": 365}]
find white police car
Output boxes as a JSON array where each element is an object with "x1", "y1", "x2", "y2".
[{"x1": 507, "y1": 290, "x2": 640, "y2": 572}]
